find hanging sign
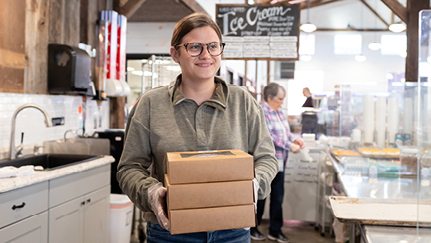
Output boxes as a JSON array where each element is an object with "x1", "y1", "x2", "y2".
[{"x1": 216, "y1": 4, "x2": 300, "y2": 60}]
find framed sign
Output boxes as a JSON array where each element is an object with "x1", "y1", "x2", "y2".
[{"x1": 216, "y1": 4, "x2": 300, "y2": 60}]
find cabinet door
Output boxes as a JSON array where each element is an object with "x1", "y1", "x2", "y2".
[
  {"x1": 0, "y1": 211, "x2": 48, "y2": 243},
  {"x1": 84, "y1": 186, "x2": 110, "y2": 243},
  {"x1": 49, "y1": 196, "x2": 85, "y2": 243}
]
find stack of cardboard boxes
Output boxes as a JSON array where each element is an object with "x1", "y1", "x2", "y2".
[{"x1": 165, "y1": 149, "x2": 256, "y2": 235}]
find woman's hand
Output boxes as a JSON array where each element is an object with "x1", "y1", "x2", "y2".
[
  {"x1": 290, "y1": 143, "x2": 301, "y2": 153},
  {"x1": 294, "y1": 138, "x2": 304, "y2": 148},
  {"x1": 148, "y1": 182, "x2": 170, "y2": 230}
]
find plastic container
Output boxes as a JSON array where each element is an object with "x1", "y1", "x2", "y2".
[
  {"x1": 110, "y1": 194, "x2": 134, "y2": 243},
  {"x1": 400, "y1": 146, "x2": 419, "y2": 174}
]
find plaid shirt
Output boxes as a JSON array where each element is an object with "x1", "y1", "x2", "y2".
[{"x1": 261, "y1": 101, "x2": 296, "y2": 171}]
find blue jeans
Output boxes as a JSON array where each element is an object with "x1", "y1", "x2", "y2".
[
  {"x1": 253, "y1": 171, "x2": 285, "y2": 235},
  {"x1": 147, "y1": 222, "x2": 251, "y2": 243}
]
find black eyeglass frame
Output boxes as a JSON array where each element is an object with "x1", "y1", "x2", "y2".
[{"x1": 175, "y1": 42, "x2": 226, "y2": 57}]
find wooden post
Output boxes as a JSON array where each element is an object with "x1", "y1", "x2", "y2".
[
  {"x1": 109, "y1": 97, "x2": 126, "y2": 129},
  {"x1": 0, "y1": 0, "x2": 26, "y2": 93},
  {"x1": 24, "y1": 0, "x2": 50, "y2": 94},
  {"x1": 255, "y1": 60, "x2": 258, "y2": 93},
  {"x1": 244, "y1": 60, "x2": 247, "y2": 86},
  {"x1": 267, "y1": 60, "x2": 270, "y2": 85}
]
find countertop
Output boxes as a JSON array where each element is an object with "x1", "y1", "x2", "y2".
[
  {"x1": 327, "y1": 151, "x2": 431, "y2": 243},
  {"x1": 0, "y1": 155, "x2": 115, "y2": 194}
]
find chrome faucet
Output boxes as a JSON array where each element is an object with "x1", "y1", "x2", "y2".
[{"x1": 9, "y1": 104, "x2": 53, "y2": 160}]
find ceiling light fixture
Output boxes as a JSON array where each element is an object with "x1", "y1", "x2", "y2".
[
  {"x1": 389, "y1": 22, "x2": 406, "y2": 33},
  {"x1": 355, "y1": 54, "x2": 366, "y2": 62},
  {"x1": 368, "y1": 0, "x2": 381, "y2": 51},
  {"x1": 300, "y1": 0, "x2": 316, "y2": 33},
  {"x1": 368, "y1": 42, "x2": 381, "y2": 51}
]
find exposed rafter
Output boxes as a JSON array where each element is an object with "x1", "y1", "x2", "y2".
[
  {"x1": 114, "y1": 0, "x2": 148, "y2": 18},
  {"x1": 299, "y1": 0, "x2": 341, "y2": 10},
  {"x1": 380, "y1": 0, "x2": 407, "y2": 23},
  {"x1": 181, "y1": 0, "x2": 209, "y2": 14},
  {"x1": 316, "y1": 28, "x2": 390, "y2": 31},
  {"x1": 360, "y1": 0, "x2": 389, "y2": 27}
]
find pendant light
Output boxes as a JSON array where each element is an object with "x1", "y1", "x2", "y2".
[
  {"x1": 300, "y1": 0, "x2": 316, "y2": 33},
  {"x1": 368, "y1": 0, "x2": 381, "y2": 50},
  {"x1": 355, "y1": 54, "x2": 366, "y2": 62},
  {"x1": 355, "y1": 3, "x2": 366, "y2": 62},
  {"x1": 389, "y1": 22, "x2": 406, "y2": 33}
]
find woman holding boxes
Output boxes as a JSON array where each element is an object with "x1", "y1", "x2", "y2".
[{"x1": 117, "y1": 13, "x2": 278, "y2": 242}]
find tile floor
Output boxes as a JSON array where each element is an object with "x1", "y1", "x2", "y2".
[
  {"x1": 130, "y1": 219, "x2": 336, "y2": 243},
  {"x1": 252, "y1": 219, "x2": 336, "y2": 243}
]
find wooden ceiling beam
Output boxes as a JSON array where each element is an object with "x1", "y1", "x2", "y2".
[
  {"x1": 180, "y1": 0, "x2": 209, "y2": 15},
  {"x1": 316, "y1": 28, "x2": 390, "y2": 31},
  {"x1": 300, "y1": 0, "x2": 341, "y2": 10},
  {"x1": 360, "y1": 0, "x2": 389, "y2": 27},
  {"x1": 380, "y1": 0, "x2": 407, "y2": 23},
  {"x1": 114, "y1": 0, "x2": 148, "y2": 18}
]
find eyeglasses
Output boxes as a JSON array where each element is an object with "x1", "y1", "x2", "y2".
[{"x1": 176, "y1": 42, "x2": 226, "y2": 57}]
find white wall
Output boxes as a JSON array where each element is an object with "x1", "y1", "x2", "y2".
[
  {"x1": 126, "y1": 22, "x2": 176, "y2": 54},
  {"x1": 0, "y1": 93, "x2": 110, "y2": 159}
]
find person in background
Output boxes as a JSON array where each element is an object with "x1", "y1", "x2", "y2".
[
  {"x1": 250, "y1": 83, "x2": 304, "y2": 243},
  {"x1": 117, "y1": 13, "x2": 278, "y2": 243},
  {"x1": 302, "y1": 87, "x2": 313, "y2": 107}
]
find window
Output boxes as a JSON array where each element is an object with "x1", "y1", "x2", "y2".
[
  {"x1": 380, "y1": 35, "x2": 407, "y2": 55},
  {"x1": 334, "y1": 35, "x2": 362, "y2": 55}
]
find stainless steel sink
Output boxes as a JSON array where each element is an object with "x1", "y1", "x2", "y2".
[{"x1": 0, "y1": 154, "x2": 102, "y2": 171}]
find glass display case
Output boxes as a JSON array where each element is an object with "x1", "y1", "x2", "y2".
[{"x1": 323, "y1": 10, "x2": 431, "y2": 242}]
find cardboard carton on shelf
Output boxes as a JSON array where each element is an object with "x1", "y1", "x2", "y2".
[
  {"x1": 169, "y1": 204, "x2": 256, "y2": 235},
  {"x1": 164, "y1": 174, "x2": 254, "y2": 210},
  {"x1": 166, "y1": 149, "x2": 254, "y2": 184}
]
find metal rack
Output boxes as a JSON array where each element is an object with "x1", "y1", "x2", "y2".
[
  {"x1": 142, "y1": 55, "x2": 181, "y2": 92},
  {"x1": 315, "y1": 156, "x2": 334, "y2": 237}
]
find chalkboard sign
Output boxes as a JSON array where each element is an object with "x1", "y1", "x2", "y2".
[{"x1": 216, "y1": 4, "x2": 300, "y2": 60}]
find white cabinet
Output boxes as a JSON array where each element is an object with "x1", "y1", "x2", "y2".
[
  {"x1": 0, "y1": 181, "x2": 48, "y2": 243},
  {"x1": 0, "y1": 163, "x2": 111, "y2": 243},
  {"x1": 0, "y1": 181, "x2": 48, "y2": 229},
  {"x1": 49, "y1": 196, "x2": 84, "y2": 243},
  {"x1": 0, "y1": 211, "x2": 48, "y2": 243},
  {"x1": 83, "y1": 186, "x2": 110, "y2": 243},
  {"x1": 48, "y1": 165, "x2": 110, "y2": 243}
]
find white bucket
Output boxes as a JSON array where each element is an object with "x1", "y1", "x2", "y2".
[{"x1": 110, "y1": 194, "x2": 134, "y2": 243}]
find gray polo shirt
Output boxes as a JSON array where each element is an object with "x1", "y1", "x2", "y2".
[{"x1": 117, "y1": 75, "x2": 278, "y2": 224}]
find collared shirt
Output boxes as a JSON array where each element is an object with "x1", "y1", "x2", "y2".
[
  {"x1": 261, "y1": 101, "x2": 297, "y2": 171},
  {"x1": 117, "y1": 75, "x2": 278, "y2": 224}
]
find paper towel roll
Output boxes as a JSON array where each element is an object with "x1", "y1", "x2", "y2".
[
  {"x1": 403, "y1": 98, "x2": 413, "y2": 135},
  {"x1": 363, "y1": 95, "x2": 375, "y2": 144},
  {"x1": 375, "y1": 97, "x2": 387, "y2": 147},
  {"x1": 387, "y1": 97, "x2": 399, "y2": 144}
]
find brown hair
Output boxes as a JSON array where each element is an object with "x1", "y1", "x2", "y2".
[
  {"x1": 171, "y1": 13, "x2": 223, "y2": 48},
  {"x1": 263, "y1": 83, "x2": 286, "y2": 102}
]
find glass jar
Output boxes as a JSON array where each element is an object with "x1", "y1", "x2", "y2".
[{"x1": 400, "y1": 146, "x2": 419, "y2": 175}]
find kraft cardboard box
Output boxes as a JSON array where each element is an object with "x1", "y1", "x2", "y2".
[
  {"x1": 169, "y1": 204, "x2": 256, "y2": 235},
  {"x1": 166, "y1": 149, "x2": 254, "y2": 184},
  {"x1": 165, "y1": 174, "x2": 253, "y2": 210}
]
